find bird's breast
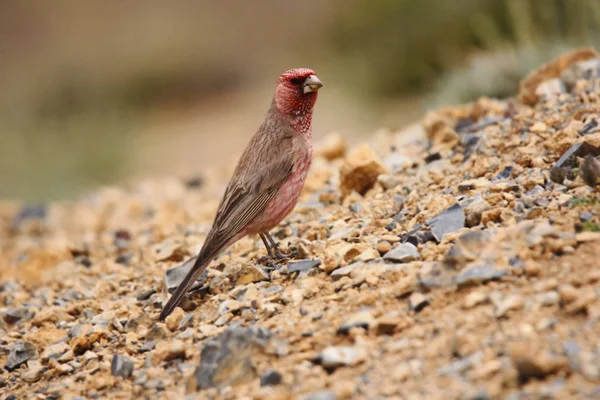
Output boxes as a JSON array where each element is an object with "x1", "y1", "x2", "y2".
[{"x1": 247, "y1": 143, "x2": 312, "y2": 233}]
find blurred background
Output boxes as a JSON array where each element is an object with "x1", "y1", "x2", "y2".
[{"x1": 1, "y1": 0, "x2": 600, "y2": 201}]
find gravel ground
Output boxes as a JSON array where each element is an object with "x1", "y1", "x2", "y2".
[{"x1": 2, "y1": 48, "x2": 600, "y2": 400}]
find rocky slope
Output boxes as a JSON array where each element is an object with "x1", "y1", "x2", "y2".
[{"x1": 1, "y1": 48, "x2": 600, "y2": 399}]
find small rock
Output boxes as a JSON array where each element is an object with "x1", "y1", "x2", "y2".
[
  {"x1": 315, "y1": 132, "x2": 346, "y2": 160},
  {"x1": 426, "y1": 203, "x2": 465, "y2": 242},
  {"x1": 579, "y1": 118, "x2": 599, "y2": 136},
  {"x1": 111, "y1": 354, "x2": 134, "y2": 378},
  {"x1": 456, "y1": 262, "x2": 507, "y2": 287},
  {"x1": 464, "y1": 197, "x2": 492, "y2": 227},
  {"x1": 184, "y1": 175, "x2": 204, "y2": 189},
  {"x1": 408, "y1": 293, "x2": 429, "y2": 312},
  {"x1": 339, "y1": 145, "x2": 388, "y2": 198},
  {"x1": 146, "y1": 323, "x2": 168, "y2": 341},
  {"x1": 458, "y1": 178, "x2": 490, "y2": 192},
  {"x1": 530, "y1": 121, "x2": 547, "y2": 133},
  {"x1": 301, "y1": 390, "x2": 337, "y2": 400},
  {"x1": 164, "y1": 257, "x2": 208, "y2": 294},
  {"x1": 377, "y1": 241, "x2": 392, "y2": 255},
  {"x1": 41, "y1": 342, "x2": 70, "y2": 361},
  {"x1": 549, "y1": 167, "x2": 566, "y2": 184},
  {"x1": 535, "y1": 78, "x2": 566, "y2": 99},
  {"x1": 439, "y1": 351, "x2": 483, "y2": 375},
  {"x1": 5, "y1": 341, "x2": 38, "y2": 371},
  {"x1": 561, "y1": 58, "x2": 600, "y2": 86},
  {"x1": 236, "y1": 265, "x2": 269, "y2": 285},
  {"x1": 509, "y1": 343, "x2": 567, "y2": 383},
  {"x1": 377, "y1": 174, "x2": 400, "y2": 190},
  {"x1": 493, "y1": 294, "x2": 524, "y2": 318},
  {"x1": 536, "y1": 291, "x2": 559, "y2": 306},
  {"x1": 153, "y1": 238, "x2": 189, "y2": 262},
  {"x1": 190, "y1": 325, "x2": 272, "y2": 390},
  {"x1": 217, "y1": 300, "x2": 241, "y2": 315},
  {"x1": 260, "y1": 369, "x2": 282, "y2": 387},
  {"x1": 139, "y1": 341, "x2": 156, "y2": 353},
  {"x1": 2, "y1": 308, "x2": 30, "y2": 325},
  {"x1": 214, "y1": 313, "x2": 234, "y2": 326},
  {"x1": 165, "y1": 307, "x2": 185, "y2": 331},
  {"x1": 553, "y1": 141, "x2": 600, "y2": 168},
  {"x1": 376, "y1": 314, "x2": 412, "y2": 335},
  {"x1": 463, "y1": 291, "x2": 488, "y2": 309},
  {"x1": 151, "y1": 339, "x2": 186, "y2": 364},
  {"x1": 21, "y1": 360, "x2": 43, "y2": 383},
  {"x1": 318, "y1": 346, "x2": 364, "y2": 369},
  {"x1": 384, "y1": 153, "x2": 413, "y2": 172},
  {"x1": 178, "y1": 313, "x2": 194, "y2": 330},
  {"x1": 491, "y1": 166, "x2": 514, "y2": 182},
  {"x1": 580, "y1": 155, "x2": 600, "y2": 187},
  {"x1": 402, "y1": 228, "x2": 435, "y2": 246},
  {"x1": 337, "y1": 310, "x2": 376, "y2": 334},
  {"x1": 383, "y1": 243, "x2": 419, "y2": 263},
  {"x1": 330, "y1": 262, "x2": 362, "y2": 280},
  {"x1": 579, "y1": 211, "x2": 593, "y2": 222},
  {"x1": 287, "y1": 259, "x2": 321, "y2": 274}
]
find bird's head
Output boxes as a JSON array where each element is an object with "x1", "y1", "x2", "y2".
[{"x1": 274, "y1": 68, "x2": 322, "y2": 119}]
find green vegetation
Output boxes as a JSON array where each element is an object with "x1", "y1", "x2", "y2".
[
  {"x1": 0, "y1": 108, "x2": 135, "y2": 201},
  {"x1": 331, "y1": 0, "x2": 600, "y2": 104},
  {"x1": 581, "y1": 221, "x2": 600, "y2": 232}
]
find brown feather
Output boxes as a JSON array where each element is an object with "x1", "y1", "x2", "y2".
[{"x1": 159, "y1": 100, "x2": 299, "y2": 320}]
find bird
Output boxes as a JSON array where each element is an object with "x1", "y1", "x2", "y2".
[{"x1": 159, "y1": 68, "x2": 323, "y2": 320}]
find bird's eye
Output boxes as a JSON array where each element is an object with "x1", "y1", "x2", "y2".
[{"x1": 289, "y1": 78, "x2": 303, "y2": 85}]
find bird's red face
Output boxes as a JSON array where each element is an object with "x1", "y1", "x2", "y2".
[{"x1": 274, "y1": 68, "x2": 323, "y2": 118}]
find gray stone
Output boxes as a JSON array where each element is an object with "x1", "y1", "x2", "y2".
[
  {"x1": 287, "y1": 259, "x2": 321, "y2": 274},
  {"x1": 21, "y1": 360, "x2": 43, "y2": 383},
  {"x1": 561, "y1": 58, "x2": 600, "y2": 87},
  {"x1": 260, "y1": 369, "x2": 282, "y2": 387},
  {"x1": 301, "y1": 391, "x2": 337, "y2": 400},
  {"x1": 191, "y1": 325, "x2": 272, "y2": 390},
  {"x1": 409, "y1": 292, "x2": 429, "y2": 312},
  {"x1": 426, "y1": 203, "x2": 465, "y2": 242},
  {"x1": 535, "y1": 78, "x2": 566, "y2": 99},
  {"x1": 438, "y1": 351, "x2": 483, "y2": 375},
  {"x1": 318, "y1": 346, "x2": 362, "y2": 369},
  {"x1": 330, "y1": 263, "x2": 363, "y2": 280},
  {"x1": 337, "y1": 310, "x2": 375, "y2": 334},
  {"x1": 579, "y1": 211, "x2": 594, "y2": 222},
  {"x1": 553, "y1": 142, "x2": 600, "y2": 169},
  {"x1": 384, "y1": 153, "x2": 413, "y2": 172},
  {"x1": 464, "y1": 197, "x2": 492, "y2": 227},
  {"x1": 111, "y1": 354, "x2": 134, "y2": 378},
  {"x1": 384, "y1": 243, "x2": 419, "y2": 263},
  {"x1": 41, "y1": 342, "x2": 70, "y2": 361},
  {"x1": 147, "y1": 323, "x2": 168, "y2": 341},
  {"x1": 456, "y1": 262, "x2": 507, "y2": 287},
  {"x1": 5, "y1": 341, "x2": 38, "y2": 371},
  {"x1": 164, "y1": 257, "x2": 208, "y2": 294},
  {"x1": 377, "y1": 174, "x2": 400, "y2": 190}
]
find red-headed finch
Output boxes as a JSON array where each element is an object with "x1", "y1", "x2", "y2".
[{"x1": 159, "y1": 68, "x2": 323, "y2": 320}]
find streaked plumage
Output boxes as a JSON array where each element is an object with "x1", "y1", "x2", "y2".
[{"x1": 159, "y1": 68, "x2": 322, "y2": 320}]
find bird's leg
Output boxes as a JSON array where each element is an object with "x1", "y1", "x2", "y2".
[
  {"x1": 258, "y1": 233, "x2": 278, "y2": 270},
  {"x1": 265, "y1": 232, "x2": 296, "y2": 261},
  {"x1": 259, "y1": 233, "x2": 275, "y2": 258}
]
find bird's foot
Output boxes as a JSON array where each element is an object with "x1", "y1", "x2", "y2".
[{"x1": 258, "y1": 247, "x2": 297, "y2": 266}]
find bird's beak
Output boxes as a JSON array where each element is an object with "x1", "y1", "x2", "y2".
[{"x1": 303, "y1": 75, "x2": 323, "y2": 94}]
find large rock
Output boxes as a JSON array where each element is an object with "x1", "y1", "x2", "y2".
[
  {"x1": 5, "y1": 341, "x2": 38, "y2": 372},
  {"x1": 339, "y1": 145, "x2": 388, "y2": 198},
  {"x1": 189, "y1": 325, "x2": 272, "y2": 391}
]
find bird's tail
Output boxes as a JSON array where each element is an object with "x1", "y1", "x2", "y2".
[{"x1": 159, "y1": 248, "x2": 217, "y2": 321}]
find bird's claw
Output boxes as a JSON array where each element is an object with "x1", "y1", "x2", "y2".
[{"x1": 258, "y1": 247, "x2": 297, "y2": 266}]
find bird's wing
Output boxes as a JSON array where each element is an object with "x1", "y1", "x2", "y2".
[
  {"x1": 209, "y1": 150, "x2": 296, "y2": 247},
  {"x1": 159, "y1": 151, "x2": 295, "y2": 321}
]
